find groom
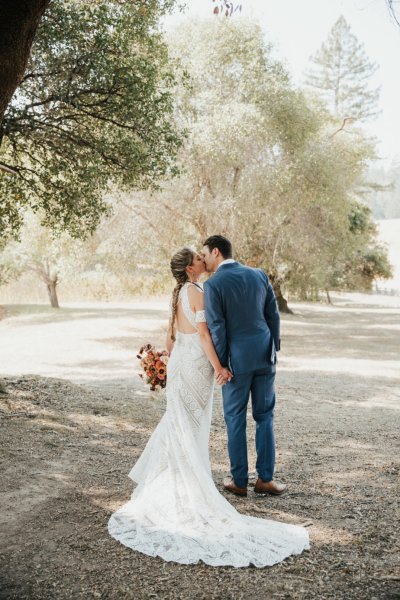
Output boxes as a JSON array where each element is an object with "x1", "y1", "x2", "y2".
[{"x1": 202, "y1": 235, "x2": 286, "y2": 497}]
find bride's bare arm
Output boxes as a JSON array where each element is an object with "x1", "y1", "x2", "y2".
[
  {"x1": 188, "y1": 286, "x2": 232, "y2": 383},
  {"x1": 165, "y1": 319, "x2": 174, "y2": 355}
]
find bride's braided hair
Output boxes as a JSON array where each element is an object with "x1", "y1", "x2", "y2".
[{"x1": 170, "y1": 247, "x2": 195, "y2": 342}]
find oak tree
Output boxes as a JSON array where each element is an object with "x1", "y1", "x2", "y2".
[{"x1": 0, "y1": 0, "x2": 181, "y2": 240}]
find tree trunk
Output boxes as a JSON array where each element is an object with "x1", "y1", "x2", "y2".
[
  {"x1": 272, "y1": 280, "x2": 293, "y2": 314},
  {"x1": 0, "y1": 0, "x2": 50, "y2": 133},
  {"x1": 47, "y1": 280, "x2": 60, "y2": 308},
  {"x1": 325, "y1": 289, "x2": 333, "y2": 304},
  {"x1": 28, "y1": 260, "x2": 61, "y2": 308}
]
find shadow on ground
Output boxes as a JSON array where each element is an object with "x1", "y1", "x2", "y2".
[{"x1": 0, "y1": 371, "x2": 399, "y2": 600}]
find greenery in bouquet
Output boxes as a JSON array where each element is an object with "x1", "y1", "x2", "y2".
[{"x1": 137, "y1": 344, "x2": 169, "y2": 392}]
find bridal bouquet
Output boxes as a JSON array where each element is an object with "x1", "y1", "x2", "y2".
[{"x1": 137, "y1": 343, "x2": 169, "y2": 392}]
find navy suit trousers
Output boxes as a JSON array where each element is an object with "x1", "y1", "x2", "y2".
[{"x1": 222, "y1": 368, "x2": 276, "y2": 488}]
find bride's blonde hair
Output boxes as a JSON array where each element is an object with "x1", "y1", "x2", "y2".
[{"x1": 170, "y1": 247, "x2": 195, "y2": 341}]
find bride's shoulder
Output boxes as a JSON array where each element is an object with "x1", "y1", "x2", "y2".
[
  {"x1": 187, "y1": 282, "x2": 204, "y2": 305},
  {"x1": 188, "y1": 282, "x2": 203, "y2": 293},
  {"x1": 187, "y1": 282, "x2": 204, "y2": 298}
]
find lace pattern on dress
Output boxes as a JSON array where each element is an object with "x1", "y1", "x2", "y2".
[{"x1": 195, "y1": 310, "x2": 206, "y2": 323}]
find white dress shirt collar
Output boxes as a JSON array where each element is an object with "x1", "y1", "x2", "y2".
[{"x1": 216, "y1": 258, "x2": 235, "y2": 270}]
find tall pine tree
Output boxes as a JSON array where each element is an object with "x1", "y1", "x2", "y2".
[{"x1": 305, "y1": 16, "x2": 380, "y2": 122}]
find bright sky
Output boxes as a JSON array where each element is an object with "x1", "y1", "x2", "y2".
[{"x1": 164, "y1": 0, "x2": 400, "y2": 166}]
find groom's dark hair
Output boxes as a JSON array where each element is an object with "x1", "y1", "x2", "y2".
[{"x1": 203, "y1": 235, "x2": 232, "y2": 259}]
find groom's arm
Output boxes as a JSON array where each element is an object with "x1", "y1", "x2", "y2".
[
  {"x1": 259, "y1": 271, "x2": 280, "y2": 351},
  {"x1": 204, "y1": 281, "x2": 229, "y2": 367}
]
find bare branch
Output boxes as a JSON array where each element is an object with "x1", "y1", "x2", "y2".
[
  {"x1": 0, "y1": 162, "x2": 18, "y2": 175},
  {"x1": 118, "y1": 198, "x2": 162, "y2": 236},
  {"x1": 232, "y1": 166, "x2": 241, "y2": 195},
  {"x1": 386, "y1": 0, "x2": 400, "y2": 26},
  {"x1": 329, "y1": 116, "x2": 357, "y2": 138}
]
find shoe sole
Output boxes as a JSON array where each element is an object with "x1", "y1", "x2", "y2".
[
  {"x1": 254, "y1": 488, "x2": 287, "y2": 496},
  {"x1": 224, "y1": 487, "x2": 247, "y2": 497}
]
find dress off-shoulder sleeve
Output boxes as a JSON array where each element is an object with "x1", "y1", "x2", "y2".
[{"x1": 195, "y1": 309, "x2": 206, "y2": 323}]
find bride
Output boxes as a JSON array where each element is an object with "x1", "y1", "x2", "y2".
[{"x1": 108, "y1": 247, "x2": 310, "y2": 567}]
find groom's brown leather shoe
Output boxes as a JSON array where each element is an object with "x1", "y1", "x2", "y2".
[
  {"x1": 223, "y1": 476, "x2": 247, "y2": 497},
  {"x1": 254, "y1": 478, "x2": 287, "y2": 495}
]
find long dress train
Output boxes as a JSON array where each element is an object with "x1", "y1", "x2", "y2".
[{"x1": 108, "y1": 283, "x2": 310, "y2": 567}]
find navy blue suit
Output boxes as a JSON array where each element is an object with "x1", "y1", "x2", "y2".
[{"x1": 204, "y1": 262, "x2": 280, "y2": 487}]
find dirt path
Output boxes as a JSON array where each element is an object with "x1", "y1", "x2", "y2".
[{"x1": 0, "y1": 294, "x2": 399, "y2": 599}]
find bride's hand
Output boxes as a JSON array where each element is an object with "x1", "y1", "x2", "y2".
[{"x1": 215, "y1": 367, "x2": 233, "y2": 386}]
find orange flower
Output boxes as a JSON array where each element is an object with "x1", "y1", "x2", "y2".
[{"x1": 138, "y1": 343, "x2": 168, "y2": 391}]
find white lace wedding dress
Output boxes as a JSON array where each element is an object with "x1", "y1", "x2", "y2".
[{"x1": 108, "y1": 282, "x2": 310, "y2": 567}]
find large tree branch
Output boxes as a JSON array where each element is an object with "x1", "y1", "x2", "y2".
[
  {"x1": 5, "y1": 99, "x2": 144, "y2": 139},
  {"x1": 5, "y1": 85, "x2": 122, "y2": 121},
  {"x1": 7, "y1": 119, "x2": 128, "y2": 171},
  {"x1": 20, "y1": 70, "x2": 65, "y2": 83}
]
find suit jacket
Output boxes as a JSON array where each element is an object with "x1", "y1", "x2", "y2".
[{"x1": 204, "y1": 262, "x2": 280, "y2": 375}]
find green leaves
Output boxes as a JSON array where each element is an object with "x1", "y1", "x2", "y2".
[{"x1": 0, "y1": 0, "x2": 182, "y2": 240}]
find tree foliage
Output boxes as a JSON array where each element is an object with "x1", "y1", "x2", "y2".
[
  {"x1": 0, "y1": 210, "x2": 94, "y2": 306},
  {"x1": 0, "y1": 0, "x2": 181, "y2": 240},
  {"x1": 1, "y1": 16, "x2": 392, "y2": 305},
  {"x1": 116, "y1": 18, "x2": 388, "y2": 303},
  {"x1": 305, "y1": 16, "x2": 380, "y2": 123}
]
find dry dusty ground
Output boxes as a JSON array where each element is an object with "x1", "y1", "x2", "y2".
[{"x1": 0, "y1": 293, "x2": 399, "y2": 600}]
